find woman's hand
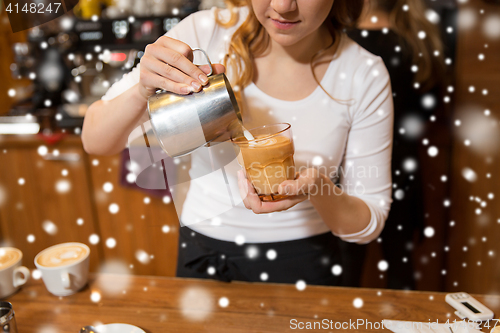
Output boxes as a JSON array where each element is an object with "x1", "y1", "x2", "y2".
[
  {"x1": 138, "y1": 36, "x2": 226, "y2": 99},
  {"x1": 237, "y1": 168, "x2": 325, "y2": 214}
]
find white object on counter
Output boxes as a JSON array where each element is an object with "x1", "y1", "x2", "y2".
[
  {"x1": 445, "y1": 292, "x2": 494, "y2": 322},
  {"x1": 95, "y1": 323, "x2": 145, "y2": 333},
  {"x1": 383, "y1": 319, "x2": 481, "y2": 333}
]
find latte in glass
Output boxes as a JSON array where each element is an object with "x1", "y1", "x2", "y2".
[{"x1": 232, "y1": 123, "x2": 296, "y2": 202}]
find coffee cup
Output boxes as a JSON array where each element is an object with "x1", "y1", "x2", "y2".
[
  {"x1": 0, "y1": 247, "x2": 30, "y2": 299},
  {"x1": 34, "y1": 242, "x2": 90, "y2": 296}
]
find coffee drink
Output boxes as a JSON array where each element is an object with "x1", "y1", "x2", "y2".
[
  {"x1": 35, "y1": 242, "x2": 90, "y2": 296},
  {"x1": 0, "y1": 248, "x2": 30, "y2": 299},
  {"x1": 232, "y1": 123, "x2": 295, "y2": 202},
  {"x1": 0, "y1": 248, "x2": 21, "y2": 270},
  {"x1": 36, "y1": 244, "x2": 88, "y2": 268}
]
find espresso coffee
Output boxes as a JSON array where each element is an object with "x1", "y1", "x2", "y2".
[
  {"x1": 0, "y1": 248, "x2": 21, "y2": 270},
  {"x1": 235, "y1": 134, "x2": 295, "y2": 201},
  {"x1": 36, "y1": 244, "x2": 88, "y2": 268}
]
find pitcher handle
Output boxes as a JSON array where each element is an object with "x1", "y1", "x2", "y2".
[{"x1": 192, "y1": 48, "x2": 214, "y2": 77}]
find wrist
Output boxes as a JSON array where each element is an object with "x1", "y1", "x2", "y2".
[
  {"x1": 309, "y1": 173, "x2": 347, "y2": 206},
  {"x1": 308, "y1": 173, "x2": 331, "y2": 200},
  {"x1": 132, "y1": 84, "x2": 150, "y2": 114},
  {"x1": 135, "y1": 84, "x2": 151, "y2": 104}
]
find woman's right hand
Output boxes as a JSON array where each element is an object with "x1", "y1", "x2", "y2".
[{"x1": 138, "y1": 36, "x2": 226, "y2": 100}]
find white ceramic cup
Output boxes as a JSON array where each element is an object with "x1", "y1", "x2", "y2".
[
  {"x1": 0, "y1": 247, "x2": 30, "y2": 299},
  {"x1": 34, "y1": 242, "x2": 90, "y2": 296}
]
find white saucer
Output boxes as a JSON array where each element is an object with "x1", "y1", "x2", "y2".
[{"x1": 96, "y1": 323, "x2": 146, "y2": 333}]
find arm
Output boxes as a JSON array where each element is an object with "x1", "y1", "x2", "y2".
[
  {"x1": 81, "y1": 84, "x2": 147, "y2": 156},
  {"x1": 309, "y1": 172, "x2": 372, "y2": 236},
  {"x1": 298, "y1": 57, "x2": 394, "y2": 243}
]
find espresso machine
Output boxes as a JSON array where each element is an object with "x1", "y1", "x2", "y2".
[
  {"x1": 8, "y1": 1, "x2": 198, "y2": 133},
  {"x1": 57, "y1": 13, "x2": 185, "y2": 130}
]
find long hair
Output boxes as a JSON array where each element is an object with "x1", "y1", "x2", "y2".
[
  {"x1": 215, "y1": 0, "x2": 363, "y2": 105},
  {"x1": 374, "y1": 0, "x2": 445, "y2": 90}
]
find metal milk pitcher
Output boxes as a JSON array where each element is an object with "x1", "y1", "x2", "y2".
[{"x1": 147, "y1": 49, "x2": 241, "y2": 158}]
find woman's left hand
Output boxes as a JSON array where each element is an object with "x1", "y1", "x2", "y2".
[{"x1": 237, "y1": 168, "x2": 323, "y2": 214}]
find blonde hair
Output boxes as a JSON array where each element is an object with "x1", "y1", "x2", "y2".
[{"x1": 215, "y1": 0, "x2": 363, "y2": 105}]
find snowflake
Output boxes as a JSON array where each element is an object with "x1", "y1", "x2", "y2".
[
  {"x1": 42, "y1": 220, "x2": 58, "y2": 235},
  {"x1": 90, "y1": 291, "x2": 101, "y2": 302},
  {"x1": 235, "y1": 235, "x2": 245, "y2": 246},
  {"x1": 462, "y1": 168, "x2": 477, "y2": 182},
  {"x1": 55, "y1": 180, "x2": 71, "y2": 193},
  {"x1": 378, "y1": 260, "x2": 389, "y2": 271},
  {"x1": 89, "y1": 234, "x2": 100, "y2": 245},
  {"x1": 353, "y1": 298, "x2": 364, "y2": 308},
  {"x1": 427, "y1": 146, "x2": 438, "y2": 157},
  {"x1": 296, "y1": 280, "x2": 306, "y2": 291},
  {"x1": 135, "y1": 250, "x2": 150, "y2": 264},
  {"x1": 103, "y1": 182, "x2": 113, "y2": 192},
  {"x1": 109, "y1": 203, "x2": 119, "y2": 214},
  {"x1": 218, "y1": 297, "x2": 229, "y2": 308},
  {"x1": 331, "y1": 265, "x2": 342, "y2": 276},
  {"x1": 105, "y1": 238, "x2": 116, "y2": 248},
  {"x1": 266, "y1": 249, "x2": 277, "y2": 260},
  {"x1": 424, "y1": 226, "x2": 435, "y2": 238}
]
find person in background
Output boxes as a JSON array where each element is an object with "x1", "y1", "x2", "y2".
[{"x1": 340, "y1": 0, "x2": 446, "y2": 289}]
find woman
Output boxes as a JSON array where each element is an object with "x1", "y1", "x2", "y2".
[
  {"x1": 82, "y1": 0, "x2": 394, "y2": 286},
  {"x1": 339, "y1": 0, "x2": 446, "y2": 289}
]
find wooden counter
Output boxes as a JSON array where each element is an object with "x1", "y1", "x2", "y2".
[{"x1": 6, "y1": 273, "x2": 500, "y2": 333}]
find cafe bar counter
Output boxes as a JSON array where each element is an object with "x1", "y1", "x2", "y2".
[{"x1": 7, "y1": 273, "x2": 500, "y2": 332}]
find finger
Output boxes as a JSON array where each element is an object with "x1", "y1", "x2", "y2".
[
  {"x1": 240, "y1": 177, "x2": 263, "y2": 212},
  {"x1": 198, "y1": 64, "x2": 226, "y2": 75},
  {"x1": 278, "y1": 179, "x2": 309, "y2": 196},
  {"x1": 257, "y1": 195, "x2": 308, "y2": 213},
  {"x1": 147, "y1": 43, "x2": 209, "y2": 86},
  {"x1": 143, "y1": 68, "x2": 193, "y2": 95},
  {"x1": 237, "y1": 170, "x2": 251, "y2": 209},
  {"x1": 155, "y1": 36, "x2": 194, "y2": 61},
  {"x1": 246, "y1": 185, "x2": 265, "y2": 213},
  {"x1": 143, "y1": 56, "x2": 202, "y2": 92}
]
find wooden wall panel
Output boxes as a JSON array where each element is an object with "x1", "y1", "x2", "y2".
[
  {"x1": 87, "y1": 153, "x2": 179, "y2": 277},
  {"x1": 445, "y1": 0, "x2": 500, "y2": 294}
]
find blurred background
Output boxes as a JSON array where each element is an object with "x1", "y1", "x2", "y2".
[{"x1": 0, "y1": 0, "x2": 499, "y2": 295}]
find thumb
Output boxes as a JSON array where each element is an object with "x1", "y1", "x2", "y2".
[{"x1": 278, "y1": 178, "x2": 310, "y2": 196}]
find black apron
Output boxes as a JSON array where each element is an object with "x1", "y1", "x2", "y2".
[{"x1": 176, "y1": 225, "x2": 343, "y2": 286}]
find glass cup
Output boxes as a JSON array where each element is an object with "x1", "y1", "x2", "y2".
[
  {"x1": 0, "y1": 302, "x2": 18, "y2": 333},
  {"x1": 231, "y1": 123, "x2": 295, "y2": 202}
]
